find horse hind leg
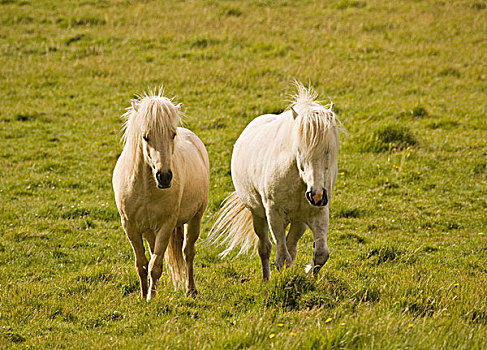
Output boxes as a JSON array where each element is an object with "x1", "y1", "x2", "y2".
[
  {"x1": 252, "y1": 214, "x2": 272, "y2": 280},
  {"x1": 123, "y1": 221, "x2": 149, "y2": 298},
  {"x1": 184, "y1": 215, "x2": 202, "y2": 297},
  {"x1": 286, "y1": 222, "x2": 307, "y2": 265}
]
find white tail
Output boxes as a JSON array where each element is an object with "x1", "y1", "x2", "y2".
[
  {"x1": 207, "y1": 192, "x2": 257, "y2": 257},
  {"x1": 165, "y1": 226, "x2": 186, "y2": 289}
]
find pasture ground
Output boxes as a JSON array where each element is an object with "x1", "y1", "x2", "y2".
[{"x1": 1, "y1": 0, "x2": 486, "y2": 348}]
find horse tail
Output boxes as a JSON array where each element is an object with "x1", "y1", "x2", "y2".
[
  {"x1": 165, "y1": 225, "x2": 186, "y2": 289},
  {"x1": 207, "y1": 191, "x2": 257, "y2": 257}
]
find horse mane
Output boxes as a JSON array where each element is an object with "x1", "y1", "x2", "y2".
[
  {"x1": 289, "y1": 81, "x2": 341, "y2": 156},
  {"x1": 120, "y1": 88, "x2": 182, "y2": 169}
]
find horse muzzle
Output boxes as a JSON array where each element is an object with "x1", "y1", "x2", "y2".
[
  {"x1": 306, "y1": 187, "x2": 328, "y2": 207},
  {"x1": 156, "y1": 170, "x2": 172, "y2": 189}
]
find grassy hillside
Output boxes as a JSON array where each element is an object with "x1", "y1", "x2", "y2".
[{"x1": 0, "y1": 0, "x2": 486, "y2": 348}]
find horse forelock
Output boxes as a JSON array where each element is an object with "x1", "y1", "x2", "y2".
[
  {"x1": 121, "y1": 91, "x2": 181, "y2": 145},
  {"x1": 290, "y1": 82, "x2": 340, "y2": 157},
  {"x1": 120, "y1": 90, "x2": 182, "y2": 169}
]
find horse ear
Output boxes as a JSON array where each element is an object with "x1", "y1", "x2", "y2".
[
  {"x1": 131, "y1": 99, "x2": 139, "y2": 111},
  {"x1": 291, "y1": 106, "x2": 298, "y2": 119},
  {"x1": 175, "y1": 103, "x2": 182, "y2": 111}
]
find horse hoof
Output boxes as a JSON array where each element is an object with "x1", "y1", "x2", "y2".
[
  {"x1": 146, "y1": 290, "x2": 157, "y2": 301},
  {"x1": 305, "y1": 264, "x2": 324, "y2": 275},
  {"x1": 187, "y1": 289, "x2": 198, "y2": 299},
  {"x1": 312, "y1": 264, "x2": 323, "y2": 275},
  {"x1": 276, "y1": 253, "x2": 292, "y2": 272}
]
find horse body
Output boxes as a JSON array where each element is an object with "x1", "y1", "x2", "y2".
[
  {"x1": 114, "y1": 128, "x2": 208, "y2": 227},
  {"x1": 209, "y1": 83, "x2": 339, "y2": 280},
  {"x1": 113, "y1": 92, "x2": 209, "y2": 299},
  {"x1": 232, "y1": 112, "x2": 311, "y2": 221}
]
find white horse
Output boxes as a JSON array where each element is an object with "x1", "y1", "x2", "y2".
[
  {"x1": 113, "y1": 90, "x2": 209, "y2": 299},
  {"x1": 209, "y1": 82, "x2": 340, "y2": 280}
]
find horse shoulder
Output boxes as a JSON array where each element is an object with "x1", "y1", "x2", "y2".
[
  {"x1": 176, "y1": 127, "x2": 209, "y2": 169},
  {"x1": 112, "y1": 152, "x2": 131, "y2": 199}
]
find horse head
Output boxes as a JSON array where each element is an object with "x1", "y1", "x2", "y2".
[
  {"x1": 128, "y1": 96, "x2": 182, "y2": 189},
  {"x1": 291, "y1": 100, "x2": 339, "y2": 207}
]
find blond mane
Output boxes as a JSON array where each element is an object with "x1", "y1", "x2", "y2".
[{"x1": 290, "y1": 82, "x2": 341, "y2": 155}]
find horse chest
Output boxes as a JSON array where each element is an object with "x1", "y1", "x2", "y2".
[
  {"x1": 266, "y1": 179, "x2": 324, "y2": 221},
  {"x1": 121, "y1": 190, "x2": 178, "y2": 227}
]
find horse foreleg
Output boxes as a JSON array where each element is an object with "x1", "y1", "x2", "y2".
[
  {"x1": 286, "y1": 222, "x2": 307, "y2": 265},
  {"x1": 147, "y1": 223, "x2": 173, "y2": 301},
  {"x1": 252, "y1": 214, "x2": 272, "y2": 281},
  {"x1": 266, "y1": 209, "x2": 292, "y2": 272},
  {"x1": 184, "y1": 216, "x2": 201, "y2": 297},
  {"x1": 146, "y1": 234, "x2": 155, "y2": 255},
  {"x1": 307, "y1": 207, "x2": 330, "y2": 275},
  {"x1": 123, "y1": 220, "x2": 149, "y2": 298}
]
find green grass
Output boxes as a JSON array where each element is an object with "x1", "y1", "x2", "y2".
[{"x1": 1, "y1": 0, "x2": 486, "y2": 348}]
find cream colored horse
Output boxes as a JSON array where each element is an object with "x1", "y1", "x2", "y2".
[
  {"x1": 209, "y1": 82, "x2": 340, "y2": 280},
  {"x1": 113, "y1": 90, "x2": 209, "y2": 299}
]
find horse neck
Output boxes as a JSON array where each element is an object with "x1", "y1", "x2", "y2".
[
  {"x1": 123, "y1": 141, "x2": 152, "y2": 188},
  {"x1": 289, "y1": 116, "x2": 305, "y2": 157},
  {"x1": 276, "y1": 115, "x2": 302, "y2": 166}
]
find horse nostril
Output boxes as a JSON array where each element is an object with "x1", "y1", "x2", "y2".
[
  {"x1": 321, "y1": 190, "x2": 328, "y2": 206},
  {"x1": 306, "y1": 188, "x2": 328, "y2": 206},
  {"x1": 156, "y1": 170, "x2": 173, "y2": 188},
  {"x1": 306, "y1": 190, "x2": 315, "y2": 205}
]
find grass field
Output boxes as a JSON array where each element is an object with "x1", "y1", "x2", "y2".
[{"x1": 1, "y1": 0, "x2": 486, "y2": 348}]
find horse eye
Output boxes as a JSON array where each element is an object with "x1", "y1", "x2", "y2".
[
  {"x1": 172, "y1": 133, "x2": 176, "y2": 139},
  {"x1": 143, "y1": 135, "x2": 149, "y2": 142}
]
